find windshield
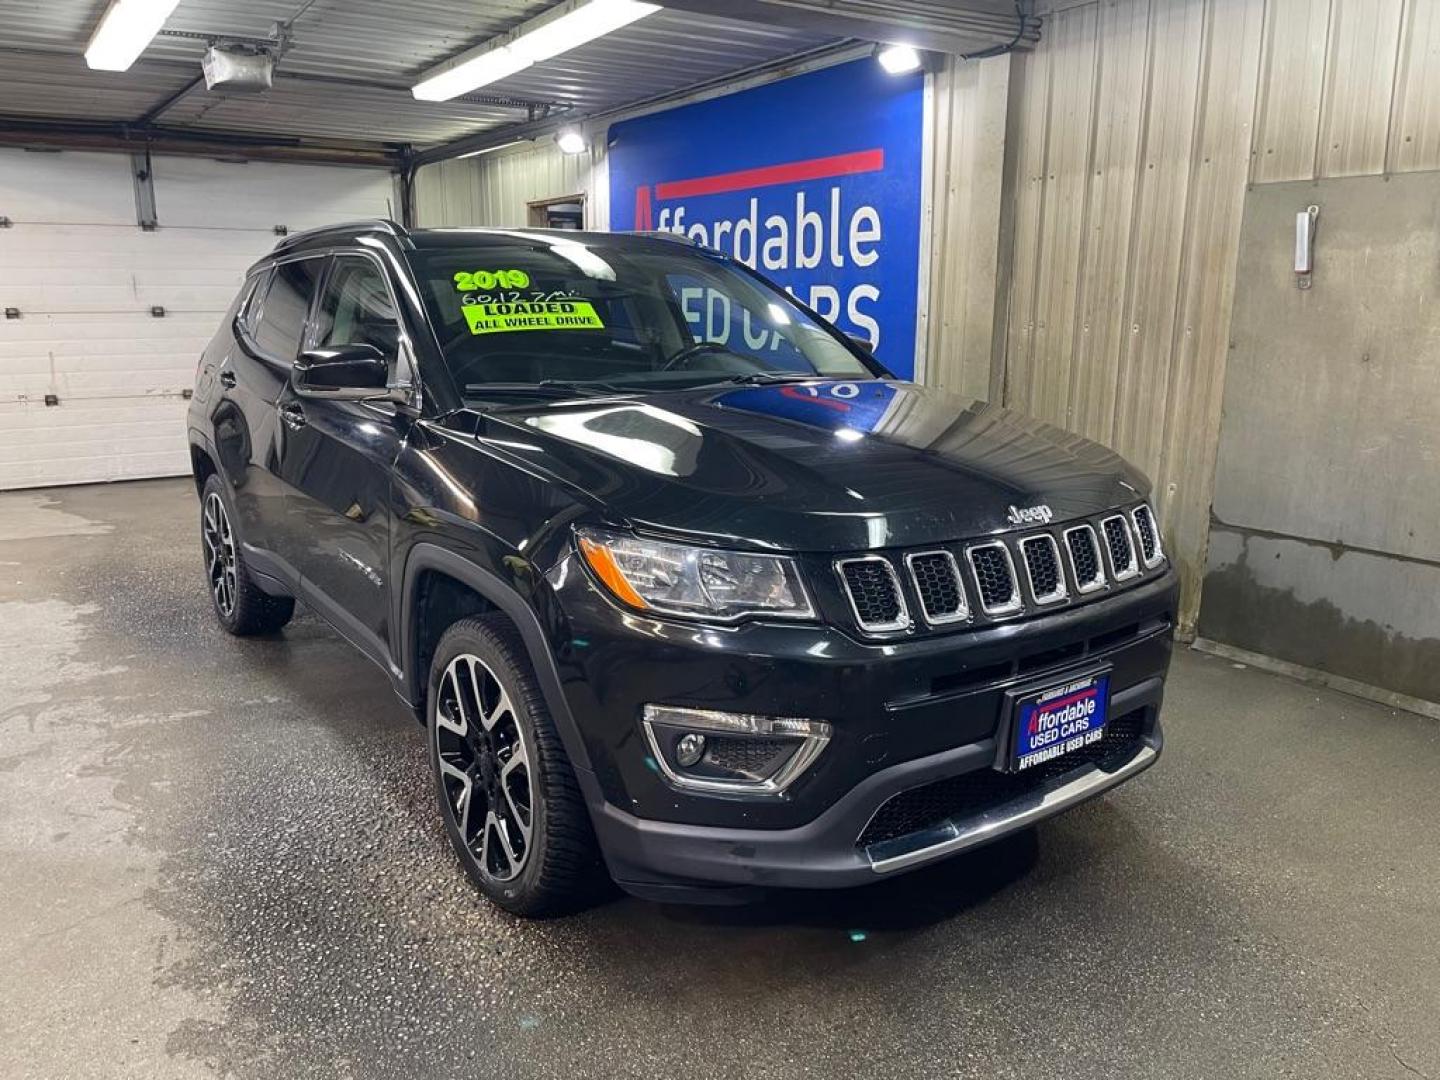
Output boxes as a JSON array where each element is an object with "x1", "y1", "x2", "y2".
[{"x1": 407, "y1": 233, "x2": 880, "y2": 403}]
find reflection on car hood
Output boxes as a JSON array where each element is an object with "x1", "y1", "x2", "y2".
[{"x1": 462, "y1": 380, "x2": 1150, "y2": 552}]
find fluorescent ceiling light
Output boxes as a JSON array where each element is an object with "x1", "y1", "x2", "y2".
[
  {"x1": 85, "y1": 0, "x2": 182, "y2": 71},
  {"x1": 456, "y1": 138, "x2": 528, "y2": 159},
  {"x1": 555, "y1": 129, "x2": 587, "y2": 154},
  {"x1": 876, "y1": 44, "x2": 922, "y2": 75},
  {"x1": 413, "y1": 0, "x2": 660, "y2": 102},
  {"x1": 411, "y1": 47, "x2": 532, "y2": 102}
]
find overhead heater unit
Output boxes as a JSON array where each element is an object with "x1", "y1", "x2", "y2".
[{"x1": 201, "y1": 46, "x2": 274, "y2": 93}]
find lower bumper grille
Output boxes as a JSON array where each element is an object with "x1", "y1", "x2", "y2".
[{"x1": 857, "y1": 709, "x2": 1148, "y2": 848}]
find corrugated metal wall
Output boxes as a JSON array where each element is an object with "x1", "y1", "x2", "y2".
[
  {"x1": 414, "y1": 139, "x2": 608, "y2": 228},
  {"x1": 1003, "y1": 0, "x2": 1440, "y2": 634},
  {"x1": 921, "y1": 54, "x2": 1013, "y2": 402}
]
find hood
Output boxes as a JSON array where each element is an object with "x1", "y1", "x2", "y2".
[{"x1": 460, "y1": 380, "x2": 1149, "y2": 553}]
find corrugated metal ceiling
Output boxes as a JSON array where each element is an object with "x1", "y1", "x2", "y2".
[
  {"x1": 0, "y1": 0, "x2": 840, "y2": 150},
  {"x1": 1, "y1": 50, "x2": 197, "y2": 124}
]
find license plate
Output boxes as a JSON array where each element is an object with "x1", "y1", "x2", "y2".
[{"x1": 1011, "y1": 671, "x2": 1110, "y2": 772}]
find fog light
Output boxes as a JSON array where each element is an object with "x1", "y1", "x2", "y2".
[
  {"x1": 642, "y1": 705, "x2": 831, "y2": 796},
  {"x1": 675, "y1": 732, "x2": 706, "y2": 767}
]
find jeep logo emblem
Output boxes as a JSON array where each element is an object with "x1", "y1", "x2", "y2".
[{"x1": 1006, "y1": 503, "x2": 1054, "y2": 526}]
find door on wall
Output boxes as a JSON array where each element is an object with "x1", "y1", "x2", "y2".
[
  {"x1": 1200, "y1": 172, "x2": 1440, "y2": 707},
  {"x1": 0, "y1": 149, "x2": 395, "y2": 490}
]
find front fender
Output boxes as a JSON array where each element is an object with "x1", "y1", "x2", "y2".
[{"x1": 397, "y1": 543, "x2": 595, "y2": 781}]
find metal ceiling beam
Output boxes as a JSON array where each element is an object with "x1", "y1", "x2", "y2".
[
  {"x1": 0, "y1": 117, "x2": 403, "y2": 168},
  {"x1": 0, "y1": 44, "x2": 558, "y2": 145},
  {"x1": 135, "y1": 74, "x2": 205, "y2": 125},
  {"x1": 655, "y1": 0, "x2": 1038, "y2": 55}
]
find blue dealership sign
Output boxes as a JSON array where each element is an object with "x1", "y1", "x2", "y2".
[{"x1": 607, "y1": 60, "x2": 924, "y2": 379}]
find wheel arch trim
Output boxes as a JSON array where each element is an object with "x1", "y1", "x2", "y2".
[{"x1": 399, "y1": 543, "x2": 596, "y2": 778}]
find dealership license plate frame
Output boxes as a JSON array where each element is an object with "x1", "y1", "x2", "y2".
[{"x1": 998, "y1": 666, "x2": 1113, "y2": 774}]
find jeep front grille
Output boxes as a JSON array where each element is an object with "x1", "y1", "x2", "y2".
[
  {"x1": 837, "y1": 556, "x2": 909, "y2": 632},
  {"x1": 965, "y1": 542, "x2": 1022, "y2": 615},
  {"x1": 1131, "y1": 504, "x2": 1163, "y2": 567},
  {"x1": 905, "y1": 550, "x2": 969, "y2": 625},
  {"x1": 1063, "y1": 525, "x2": 1106, "y2": 593},
  {"x1": 1019, "y1": 535, "x2": 1067, "y2": 605},
  {"x1": 832, "y1": 505, "x2": 1159, "y2": 635},
  {"x1": 1101, "y1": 515, "x2": 1139, "y2": 580}
]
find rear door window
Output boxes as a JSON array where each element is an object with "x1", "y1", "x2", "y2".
[{"x1": 253, "y1": 257, "x2": 324, "y2": 363}]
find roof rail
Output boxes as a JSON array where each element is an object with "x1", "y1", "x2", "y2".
[{"x1": 273, "y1": 218, "x2": 409, "y2": 252}]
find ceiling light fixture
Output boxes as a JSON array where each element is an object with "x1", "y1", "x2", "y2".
[
  {"x1": 85, "y1": 0, "x2": 183, "y2": 71},
  {"x1": 413, "y1": 0, "x2": 660, "y2": 102},
  {"x1": 875, "y1": 43, "x2": 922, "y2": 76},
  {"x1": 555, "y1": 129, "x2": 587, "y2": 154},
  {"x1": 456, "y1": 138, "x2": 529, "y2": 159}
]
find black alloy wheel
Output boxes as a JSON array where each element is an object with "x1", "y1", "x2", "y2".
[
  {"x1": 201, "y1": 490, "x2": 238, "y2": 619},
  {"x1": 427, "y1": 615, "x2": 606, "y2": 916},
  {"x1": 198, "y1": 475, "x2": 295, "y2": 636},
  {"x1": 434, "y1": 652, "x2": 535, "y2": 882}
]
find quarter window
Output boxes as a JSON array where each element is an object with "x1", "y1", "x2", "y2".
[{"x1": 237, "y1": 270, "x2": 270, "y2": 337}]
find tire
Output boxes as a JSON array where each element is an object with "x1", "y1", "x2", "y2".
[
  {"x1": 427, "y1": 614, "x2": 606, "y2": 917},
  {"x1": 199, "y1": 474, "x2": 295, "y2": 636}
]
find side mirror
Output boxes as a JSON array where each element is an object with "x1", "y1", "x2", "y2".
[
  {"x1": 293, "y1": 344, "x2": 393, "y2": 400},
  {"x1": 847, "y1": 333, "x2": 875, "y2": 355}
]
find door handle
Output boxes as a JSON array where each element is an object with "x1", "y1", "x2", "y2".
[
  {"x1": 278, "y1": 402, "x2": 308, "y2": 431},
  {"x1": 218, "y1": 370, "x2": 237, "y2": 389}
]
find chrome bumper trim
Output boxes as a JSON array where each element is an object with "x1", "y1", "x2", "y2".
[{"x1": 866, "y1": 743, "x2": 1159, "y2": 874}]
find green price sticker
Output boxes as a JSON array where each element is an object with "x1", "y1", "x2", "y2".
[
  {"x1": 463, "y1": 299, "x2": 606, "y2": 335},
  {"x1": 454, "y1": 268, "x2": 531, "y2": 291}
]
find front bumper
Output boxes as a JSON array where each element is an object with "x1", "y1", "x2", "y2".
[
  {"x1": 592, "y1": 678, "x2": 1163, "y2": 895},
  {"x1": 547, "y1": 558, "x2": 1177, "y2": 895}
]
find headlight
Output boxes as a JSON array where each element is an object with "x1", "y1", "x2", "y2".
[{"x1": 576, "y1": 528, "x2": 814, "y2": 621}]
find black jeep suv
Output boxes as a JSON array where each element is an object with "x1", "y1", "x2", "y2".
[{"x1": 188, "y1": 220, "x2": 1176, "y2": 915}]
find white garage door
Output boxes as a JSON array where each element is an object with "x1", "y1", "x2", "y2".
[{"x1": 0, "y1": 149, "x2": 396, "y2": 490}]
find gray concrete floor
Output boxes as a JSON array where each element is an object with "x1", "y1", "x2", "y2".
[{"x1": 1, "y1": 478, "x2": 1436, "y2": 1080}]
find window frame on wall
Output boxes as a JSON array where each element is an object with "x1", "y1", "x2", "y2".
[{"x1": 526, "y1": 194, "x2": 586, "y2": 230}]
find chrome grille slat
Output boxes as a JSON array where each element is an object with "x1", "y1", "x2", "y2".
[
  {"x1": 905, "y1": 550, "x2": 969, "y2": 625},
  {"x1": 836, "y1": 556, "x2": 910, "y2": 632},
  {"x1": 965, "y1": 541, "x2": 1022, "y2": 616},
  {"x1": 1131, "y1": 504, "x2": 1164, "y2": 567},
  {"x1": 1100, "y1": 515, "x2": 1139, "y2": 580},
  {"x1": 1063, "y1": 524, "x2": 1107, "y2": 593},
  {"x1": 1019, "y1": 534, "x2": 1068, "y2": 605}
]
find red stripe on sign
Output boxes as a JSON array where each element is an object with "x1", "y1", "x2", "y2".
[{"x1": 654, "y1": 148, "x2": 885, "y2": 200}]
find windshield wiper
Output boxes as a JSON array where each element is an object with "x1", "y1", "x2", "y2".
[
  {"x1": 537, "y1": 378, "x2": 630, "y2": 395},
  {"x1": 716, "y1": 372, "x2": 830, "y2": 386},
  {"x1": 463, "y1": 379, "x2": 629, "y2": 401}
]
